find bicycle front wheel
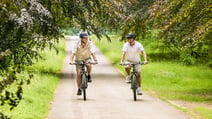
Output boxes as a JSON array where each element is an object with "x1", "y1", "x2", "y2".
[
  {"x1": 83, "y1": 88, "x2": 86, "y2": 100},
  {"x1": 131, "y1": 74, "x2": 137, "y2": 101},
  {"x1": 81, "y1": 74, "x2": 88, "y2": 89},
  {"x1": 81, "y1": 74, "x2": 87, "y2": 101},
  {"x1": 133, "y1": 88, "x2": 137, "y2": 101}
]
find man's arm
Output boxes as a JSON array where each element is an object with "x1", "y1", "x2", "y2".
[
  {"x1": 121, "y1": 52, "x2": 126, "y2": 64},
  {"x1": 70, "y1": 53, "x2": 75, "y2": 64},
  {"x1": 91, "y1": 53, "x2": 98, "y2": 63},
  {"x1": 141, "y1": 51, "x2": 148, "y2": 64}
]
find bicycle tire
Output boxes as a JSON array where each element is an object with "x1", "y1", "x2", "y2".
[
  {"x1": 133, "y1": 88, "x2": 137, "y2": 101},
  {"x1": 131, "y1": 74, "x2": 137, "y2": 101},
  {"x1": 83, "y1": 88, "x2": 86, "y2": 100},
  {"x1": 81, "y1": 73, "x2": 87, "y2": 100},
  {"x1": 81, "y1": 74, "x2": 88, "y2": 89},
  {"x1": 131, "y1": 74, "x2": 137, "y2": 89}
]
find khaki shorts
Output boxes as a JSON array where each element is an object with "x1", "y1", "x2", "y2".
[
  {"x1": 125, "y1": 60, "x2": 141, "y2": 72},
  {"x1": 75, "y1": 58, "x2": 92, "y2": 70}
]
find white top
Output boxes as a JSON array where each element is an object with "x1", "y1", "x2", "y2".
[
  {"x1": 72, "y1": 39, "x2": 95, "y2": 60},
  {"x1": 122, "y1": 41, "x2": 144, "y2": 62}
]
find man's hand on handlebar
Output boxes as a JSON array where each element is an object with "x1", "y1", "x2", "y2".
[
  {"x1": 93, "y1": 60, "x2": 98, "y2": 65},
  {"x1": 144, "y1": 61, "x2": 148, "y2": 64},
  {"x1": 69, "y1": 61, "x2": 74, "y2": 65},
  {"x1": 120, "y1": 60, "x2": 124, "y2": 65}
]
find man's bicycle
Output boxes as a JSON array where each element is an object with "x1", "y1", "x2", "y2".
[
  {"x1": 70, "y1": 61, "x2": 96, "y2": 100},
  {"x1": 120, "y1": 63, "x2": 144, "y2": 101}
]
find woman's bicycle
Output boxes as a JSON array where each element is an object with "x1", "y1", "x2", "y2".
[
  {"x1": 70, "y1": 61, "x2": 96, "y2": 100},
  {"x1": 120, "y1": 62, "x2": 144, "y2": 101}
]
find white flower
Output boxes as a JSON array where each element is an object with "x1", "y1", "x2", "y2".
[
  {"x1": 29, "y1": 0, "x2": 52, "y2": 18},
  {"x1": 16, "y1": 8, "x2": 33, "y2": 29}
]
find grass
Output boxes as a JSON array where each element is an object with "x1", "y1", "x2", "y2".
[
  {"x1": 93, "y1": 35, "x2": 212, "y2": 119},
  {"x1": 143, "y1": 62, "x2": 212, "y2": 102},
  {"x1": 6, "y1": 39, "x2": 66, "y2": 119},
  {"x1": 194, "y1": 106, "x2": 212, "y2": 119}
]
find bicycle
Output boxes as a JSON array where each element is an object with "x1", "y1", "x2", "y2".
[
  {"x1": 120, "y1": 62, "x2": 144, "y2": 101},
  {"x1": 70, "y1": 61, "x2": 96, "y2": 100}
]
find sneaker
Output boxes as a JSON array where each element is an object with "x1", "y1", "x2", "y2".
[
  {"x1": 137, "y1": 88, "x2": 143, "y2": 95},
  {"x1": 77, "y1": 89, "x2": 82, "y2": 95},
  {"x1": 125, "y1": 75, "x2": 131, "y2": 83},
  {"x1": 87, "y1": 75, "x2": 92, "y2": 83}
]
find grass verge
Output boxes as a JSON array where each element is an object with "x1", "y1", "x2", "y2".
[
  {"x1": 194, "y1": 106, "x2": 212, "y2": 119},
  {"x1": 93, "y1": 35, "x2": 212, "y2": 119},
  {"x1": 8, "y1": 39, "x2": 66, "y2": 119}
]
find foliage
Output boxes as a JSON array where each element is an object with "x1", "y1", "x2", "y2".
[
  {"x1": 123, "y1": 0, "x2": 212, "y2": 64},
  {"x1": 60, "y1": 0, "x2": 138, "y2": 40},
  {"x1": 62, "y1": 28, "x2": 81, "y2": 36},
  {"x1": 0, "y1": 0, "x2": 61, "y2": 118},
  {"x1": 0, "y1": 0, "x2": 137, "y2": 118},
  {"x1": 1, "y1": 0, "x2": 211, "y2": 118},
  {"x1": 9, "y1": 40, "x2": 65, "y2": 119}
]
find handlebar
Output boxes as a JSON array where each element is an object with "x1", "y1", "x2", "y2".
[
  {"x1": 69, "y1": 62, "x2": 98, "y2": 65},
  {"x1": 120, "y1": 62, "x2": 146, "y2": 66}
]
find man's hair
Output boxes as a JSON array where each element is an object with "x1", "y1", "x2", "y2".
[
  {"x1": 126, "y1": 33, "x2": 136, "y2": 39},
  {"x1": 79, "y1": 32, "x2": 89, "y2": 38}
]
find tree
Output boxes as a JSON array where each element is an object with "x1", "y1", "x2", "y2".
[
  {"x1": 0, "y1": 0, "x2": 133, "y2": 118},
  {"x1": 1, "y1": 0, "x2": 210, "y2": 117},
  {"x1": 0, "y1": 0, "x2": 62, "y2": 118},
  {"x1": 123, "y1": 0, "x2": 212, "y2": 64}
]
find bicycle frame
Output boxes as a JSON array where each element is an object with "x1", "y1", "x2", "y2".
[
  {"x1": 80, "y1": 62, "x2": 88, "y2": 89},
  {"x1": 120, "y1": 63, "x2": 144, "y2": 101},
  {"x1": 130, "y1": 64, "x2": 138, "y2": 90},
  {"x1": 70, "y1": 61, "x2": 96, "y2": 100}
]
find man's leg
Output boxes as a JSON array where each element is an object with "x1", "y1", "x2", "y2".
[
  {"x1": 125, "y1": 65, "x2": 131, "y2": 83},
  {"x1": 137, "y1": 72, "x2": 141, "y2": 87},
  {"x1": 125, "y1": 65, "x2": 131, "y2": 75},
  {"x1": 76, "y1": 69, "x2": 82, "y2": 95},
  {"x1": 137, "y1": 71, "x2": 143, "y2": 95},
  {"x1": 136, "y1": 65, "x2": 143, "y2": 95},
  {"x1": 86, "y1": 64, "x2": 92, "y2": 75},
  {"x1": 86, "y1": 64, "x2": 92, "y2": 82}
]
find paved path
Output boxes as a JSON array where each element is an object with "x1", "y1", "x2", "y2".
[{"x1": 47, "y1": 36, "x2": 191, "y2": 119}]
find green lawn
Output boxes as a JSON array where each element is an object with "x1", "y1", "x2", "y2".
[
  {"x1": 93, "y1": 35, "x2": 212, "y2": 119},
  {"x1": 7, "y1": 39, "x2": 66, "y2": 119}
]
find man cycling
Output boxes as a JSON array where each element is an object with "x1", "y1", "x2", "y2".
[
  {"x1": 70, "y1": 32, "x2": 98, "y2": 95},
  {"x1": 120, "y1": 33, "x2": 148, "y2": 95}
]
